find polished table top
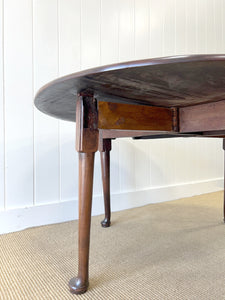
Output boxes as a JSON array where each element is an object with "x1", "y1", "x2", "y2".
[{"x1": 34, "y1": 54, "x2": 225, "y2": 122}]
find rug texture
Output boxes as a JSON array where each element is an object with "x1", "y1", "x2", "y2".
[{"x1": 0, "y1": 191, "x2": 224, "y2": 300}]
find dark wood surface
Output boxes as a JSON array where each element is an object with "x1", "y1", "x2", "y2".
[
  {"x1": 99, "y1": 139, "x2": 111, "y2": 228},
  {"x1": 98, "y1": 101, "x2": 174, "y2": 131},
  {"x1": 69, "y1": 95, "x2": 98, "y2": 294},
  {"x1": 34, "y1": 55, "x2": 225, "y2": 122},
  {"x1": 99, "y1": 129, "x2": 198, "y2": 139},
  {"x1": 180, "y1": 99, "x2": 225, "y2": 132},
  {"x1": 75, "y1": 95, "x2": 98, "y2": 153}
]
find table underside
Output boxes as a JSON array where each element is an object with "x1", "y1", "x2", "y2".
[{"x1": 35, "y1": 55, "x2": 225, "y2": 123}]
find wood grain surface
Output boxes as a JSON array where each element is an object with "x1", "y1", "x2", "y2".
[
  {"x1": 180, "y1": 100, "x2": 225, "y2": 132},
  {"x1": 34, "y1": 55, "x2": 225, "y2": 122},
  {"x1": 98, "y1": 101, "x2": 173, "y2": 131}
]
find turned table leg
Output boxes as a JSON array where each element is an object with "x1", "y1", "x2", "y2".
[
  {"x1": 69, "y1": 94, "x2": 98, "y2": 294},
  {"x1": 69, "y1": 152, "x2": 95, "y2": 293},
  {"x1": 99, "y1": 139, "x2": 112, "y2": 227}
]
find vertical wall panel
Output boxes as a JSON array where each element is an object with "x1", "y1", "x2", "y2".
[
  {"x1": 175, "y1": 0, "x2": 186, "y2": 54},
  {"x1": 81, "y1": 0, "x2": 101, "y2": 69},
  {"x1": 176, "y1": 0, "x2": 199, "y2": 184},
  {"x1": 58, "y1": 0, "x2": 80, "y2": 202},
  {"x1": 149, "y1": 0, "x2": 165, "y2": 57},
  {"x1": 134, "y1": 0, "x2": 149, "y2": 59},
  {"x1": 197, "y1": 0, "x2": 223, "y2": 182},
  {"x1": 196, "y1": 0, "x2": 207, "y2": 53},
  {"x1": 205, "y1": 0, "x2": 216, "y2": 53},
  {"x1": 119, "y1": 139, "x2": 136, "y2": 192},
  {"x1": 149, "y1": 140, "x2": 167, "y2": 187},
  {"x1": 33, "y1": 0, "x2": 60, "y2": 205},
  {"x1": 134, "y1": 139, "x2": 150, "y2": 190},
  {"x1": 118, "y1": 0, "x2": 135, "y2": 191},
  {"x1": 194, "y1": 1, "x2": 222, "y2": 182},
  {"x1": 133, "y1": 0, "x2": 150, "y2": 190},
  {"x1": 101, "y1": 0, "x2": 120, "y2": 194},
  {"x1": 58, "y1": 0, "x2": 81, "y2": 76},
  {"x1": 222, "y1": 0, "x2": 225, "y2": 52},
  {"x1": 110, "y1": 139, "x2": 121, "y2": 194},
  {"x1": 149, "y1": 0, "x2": 168, "y2": 187},
  {"x1": 101, "y1": 0, "x2": 119, "y2": 65},
  {"x1": 4, "y1": 0, "x2": 33, "y2": 208},
  {"x1": 118, "y1": 0, "x2": 135, "y2": 61},
  {"x1": 216, "y1": 0, "x2": 225, "y2": 179},
  {"x1": 214, "y1": 0, "x2": 223, "y2": 52},
  {"x1": 0, "y1": 0, "x2": 4, "y2": 210},
  {"x1": 185, "y1": 0, "x2": 199, "y2": 182},
  {"x1": 209, "y1": 139, "x2": 223, "y2": 180},
  {"x1": 185, "y1": 0, "x2": 197, "y2": 54},
  {"x1": 173, "y1": 0, "x2": 188, "y2": 184},
  {"x1": 164, "y1": 0, "x2": 175, "y2": 56},
  {"x1": 211, "y1": 0, "x2": 225, "y2": 180},
  {"x1": 161, "y1": 0, "x2": 176, "y2": 186}
]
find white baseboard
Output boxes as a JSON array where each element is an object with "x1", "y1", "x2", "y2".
[{"x1": 0, "y1": 178, "x2": 223, "y2": 235}]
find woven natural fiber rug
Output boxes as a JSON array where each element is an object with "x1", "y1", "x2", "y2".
[{"x1": 0, "y1": 191, "x2": 225, "y2": 299}]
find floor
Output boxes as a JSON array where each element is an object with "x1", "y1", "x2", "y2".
[{"x1": 0, "y1": 191, "x2": 224, "y2": 299}]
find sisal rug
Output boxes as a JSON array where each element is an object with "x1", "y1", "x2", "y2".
[{"x1": 0, "y1": 191, "x2": 225, "y2": 300}]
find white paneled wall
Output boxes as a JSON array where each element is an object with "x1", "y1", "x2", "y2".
[
  {"x1": 33, "y1": 0, "x2": 60, "y2": 206},
  {"x1": 0, "y1": 0, "x2": 224, "y2": 234},
  {"x1": 0, "y1": 0, "x2": 4, "y2": 211},
  {"x1": 58, "y1": 0, "x2": 80, "y2": 203},
  {"x1": 4, "y1": 0, "x2": 33, "y2": 209}
]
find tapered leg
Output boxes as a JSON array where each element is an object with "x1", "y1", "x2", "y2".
[
  {"x1": 99, "y1": 139, "x2": 112, "y2": 228},
  {"x1": 69, "y1": 94, "x2": 98, "y2": 294},
  {"x1": 223, "y1": 139, "x2": 225, "y2": 222},
  {"x1": 69, "y1": 152, "x2": 95, "y2": 294},
  {"x1": 101, "y1": 150, "x2": 111, "y2": 227}
]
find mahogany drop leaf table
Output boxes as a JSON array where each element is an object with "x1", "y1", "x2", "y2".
[{"x1": 34, "y1": 55, "x2": 225, "y2": 294}]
